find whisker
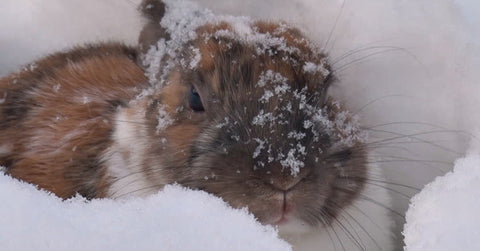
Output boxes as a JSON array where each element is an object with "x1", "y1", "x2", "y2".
[
  {"x1": 324, "y1": 203, "x2": 369, "y2": 250},
  {"x1": 328, "y1": 211, "x2": 347, "y2": 251},
  {"x1": 113, "y1": 184, "x2": 163, "y2": 199},
  {"x1": 357, "y1": 177, "x2": 420, "y2": 191},
  {"x1": 332, "y1": 45, "x2": 407, "y2": 65},
  {"x1": 367, "y1": 129, "x2": 463, "y2": 155},
  {"x1": 341, "y1": 200, "x2": 388, "y2": 236},
  {"x1": 333, "y1": 203, "x2": 383, "y2": 251},
  {"x1": 332, "y1": 48, "x2": 402, "y2": 73},
  {"x1": 333, "y1": 43, "x2": 429, "y2": 77},
  {"x1": 351, "y1": 94, "x2": 413, "y2": 116},
  {"x1": 323, "y1": 218, "x2": 340, "y2": 251},
  {"x1": 323, "y1": 0, "x2": 347, "y2": 53},
  {"x1": 335, "y1": 186, "x2": 404, "y2": 219},
  {"x1": 364, "y1": 182, "x2": 412, "y2": 199},
  {"x1": 366, "y1": 121, "x2": 479, "y2": 142},
  {"x1": 337, "y1": 176, "x2": 418, "y2": 198},
  {"x1": 331, "y1": 213, "x2": 366, "y2": 251},
  {"x1": 366, "y1": 129, "x2": 466, "y2": 148}
]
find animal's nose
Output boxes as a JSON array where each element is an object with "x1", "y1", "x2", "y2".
[
  {"x1": 254, "y1": 162, "x2": 312, "y2": 192},
  {"x1": 269, "y1": 176, "x2": 302, "y2": 192}
]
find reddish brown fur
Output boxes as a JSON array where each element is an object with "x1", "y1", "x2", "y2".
[
  {"x1": 192, "y1": 21, "x2": 329, "y2": 96},
  {"x1": 0, "y1": 44, "x2": 147, "y2": 198}
]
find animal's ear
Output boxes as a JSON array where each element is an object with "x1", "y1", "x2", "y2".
[
  {"x1": 138, "y1": 0, "x2": 169, "y2": 58},
  {"x1": 140, "y1": 0, "x2": 165, "y2": 22}
]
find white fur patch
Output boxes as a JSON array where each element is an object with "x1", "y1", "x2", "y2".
[
  {"x1": 0, "y1": 144, "x2": 12, "y2": 155},
  {"x1": 104, "y1": 108, "x2": 163, "y2": 198}
]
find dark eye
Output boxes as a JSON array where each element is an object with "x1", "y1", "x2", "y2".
[{"x1": 189, "y1": 87, "x2": 204, "y2": 112}]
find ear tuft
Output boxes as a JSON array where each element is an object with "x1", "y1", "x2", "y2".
[
  {"x1": 139, "y1": 0, "x2": 166, "y2": 23},
  {"x1": 138, "y1": 0, "x2": 169, "y2": 65}
]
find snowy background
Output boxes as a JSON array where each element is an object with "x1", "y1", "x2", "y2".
[{"x1": 1, "y1": 0, "x2": 480, "y2": 250}]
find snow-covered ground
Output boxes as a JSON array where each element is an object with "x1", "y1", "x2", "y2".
[
  {"x1": 0, "y1": 171, "x2": 291, "y2": 251},
  {"x1": 1, "y1": 0, "x2": 480, "y2": 250},
  {"x1": 404, "y1": 142, "x2": 480, "y2": 251}
]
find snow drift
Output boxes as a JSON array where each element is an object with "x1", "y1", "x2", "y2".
[
  {"x1": 404, "y1": 143, "x2": 480, "y2": 251},
  {"x1": 0, "y1": 170, "x2": 291, "y2": 251}
]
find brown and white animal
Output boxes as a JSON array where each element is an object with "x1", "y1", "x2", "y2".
[{"x1": 0, "y1": 0, "x2": 393, "y2": 250}]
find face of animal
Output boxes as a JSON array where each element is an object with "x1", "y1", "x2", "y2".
[{"x1": 143, "y1": 21, "x2": 368, "y2": 231}]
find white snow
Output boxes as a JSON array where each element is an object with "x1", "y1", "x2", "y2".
[
  {"x1": 259, "y1": 90, "x2": 274, "y2": 103},
  {"x1": 156, "y1": 104, "x2": 174, "y2": 132},
  {"x1": 0, "y1": 171, "x2": 291, "y2": 251},
  {"x1": 303, "y1": 61, "x2": 330, "y2": 76},
  {"x1": 251, "y1": 110, "x2": 276, "y2": 126},
  {"x1": 403, "y1": 143, "x2": 480, "y2": 251},
  {"x1": 280, "y1": 148, "x2": 306, "y2": 176},
  {"x1": 253, "y1": 138, "x2": 266, "y2": 159}
]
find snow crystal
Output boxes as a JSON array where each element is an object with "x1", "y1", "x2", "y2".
[
  {"x1": 203, "y1": 19, "x2": 305, "y2": 57},
  {"x1": 253, "y1": 138, "x2": 266, "y2": 158},
  {"x1": 160, "y1": 0, "x2": 214, "y2": 47},
  {"x1": 53, "y1": 84, "x2": 61, "y2": 92},
  {"x1": 215, "y1": 117, "x2": 230, "y2": 128},
  {"x1": 145, "y1": 4, "x2": 154, "y2": 10},
  {"x1": 189, "y1": 46, "x2": 202, "y2": 69},
  {"x1": 259, "y1": 90, "x2": 274, "y2": 103},
  {"x1": 249, "y1": 67, "x2": 363, "y2": 176},
  {"x1": 302, "y1": 61, "x2": 330, "y2": 76},
  {"x1": 257, "y1": 70, "x2": 288, "y2": 88},
  {"x1": 311, "y1": 109, "x2": 332, "y2": 129},
  {"x1": 303, "y1": 120, "x2": 313, "y2": 129},
  {"x1": 139, "y1": 0, "x2": 215, "y2": 87},
  {"x1": 0, "y1": 171, "x2": 291, "y2": 251},
  {"x1": 274, "y1": 82, "x2": 291, "y2": 95},
  {"x1": 27, "y1": 62, "x2": 37, "y2": 71},
  {"x1": 308, "y1": 105, "x2": 365, "y2": 148},
  {"x1": 296, "y1": 143, "x2": 307, "y2": 155},
  {"x1": 252, "y1": 110, "x2": 276, "y2": 126},
  {"x1": 82, "y1": 96, "x2": 90, "y2": 104},
  {"x1": 287, "y1": 131, "x2": 306, "y2": 140},
  {"x1": 142, "y1": 38, "x2": 167, "y2": 86},
  {"x1": 280, "y1": 148, "x2": 305, "y2": 176},
  {"x1": 156, "y1": 104, "x2": 174, "y2": 132}
]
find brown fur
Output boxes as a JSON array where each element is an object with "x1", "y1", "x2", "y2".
[
  {"x1": 0, "y1": 43, "x2": 147, "y2": 198},
  {"x1": 134, "y1": 0, "x2": 366, "y2": 227}
]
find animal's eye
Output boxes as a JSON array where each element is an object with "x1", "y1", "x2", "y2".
[{"x1": 189, "y1": 87, "x2": 204, "y2": 112}]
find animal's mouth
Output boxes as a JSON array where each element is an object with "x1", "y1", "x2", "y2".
[
  {"x1": 274, "y1": 213, "x2": 289, "y2": 225},
  {"x1": 272, "y1": 192, "x2": 293, "y2": 225}
]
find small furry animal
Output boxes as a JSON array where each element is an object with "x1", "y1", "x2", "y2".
[{"x1": 0, "y1": 0, "x2": 393, "y2": 250}]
